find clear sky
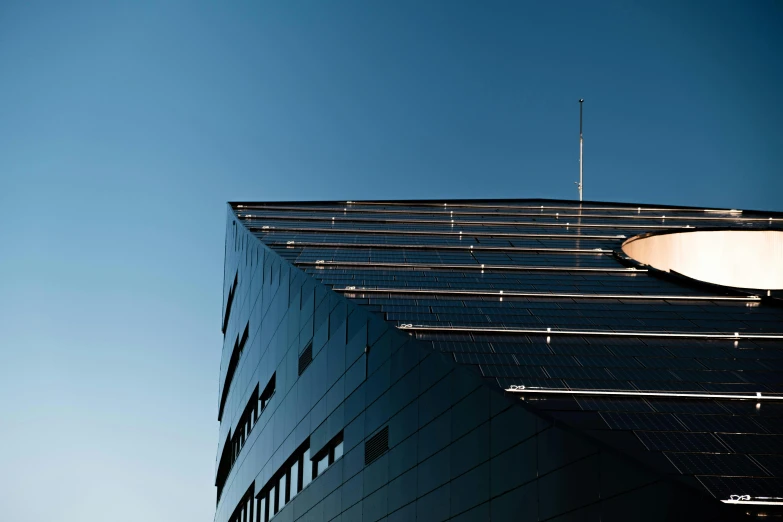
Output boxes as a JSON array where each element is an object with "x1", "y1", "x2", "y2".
[{"x1": 0, "y1": 1, "x2": 780, "y2": 521}]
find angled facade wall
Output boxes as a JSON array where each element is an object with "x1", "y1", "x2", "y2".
[{"x1": 214, "y1": 201, "x2": 781, "y2": 522}]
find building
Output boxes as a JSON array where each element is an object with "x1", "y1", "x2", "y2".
[{"x1": 215, "y1": 199, "x2": 783, "y2": 522}]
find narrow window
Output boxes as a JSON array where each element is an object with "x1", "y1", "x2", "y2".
[
  {"x1": 316, "y1": 453, "x2": 328, "y2": 476},
  {"x1": 237, "y1": 323, "x2": 249, "y2": 358},
  {"x1": 290, "y1": 460, "x2": 299, "y2": 498},
  {"x1": 277, "y1": 474, "x2": 286, "y2": 510},
  {"x1": 259, "y1": 373, "x2": 276, "y2": 414},
  {"x1": 269, "y1": 485, "x2": 276, "y2": 516},
  {"x1": 223, "y1": 272, "x2": 238, "y2": 334},
  {"x1": 302, "y1": 448, "x2": 312, "y2": 489},
  {"x1": 334, "y1": 440, "x2": 344, "y2": 461},
  {"x1": 256, "y1": 496, "x2": 266, "y2": 522}
]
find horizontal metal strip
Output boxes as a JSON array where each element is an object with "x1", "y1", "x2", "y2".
[
  {"x1": 395, "y1": 325, "x2": 783, "y2": 340},
  {"x1": 249, "y1": 225, "x2": 626, "y2": 240},
  {"x1": 236, "y1": 202, "x2": 745, "y2": 213},
  {"x1": 268, "y1": 240, "x2": 613, "y2": 254},
  {"x1": 720, "y1": 499, "x2": 783, "y2": 506},
  {"x1": 505, "y1": 386, "x2": 783, "y2": 401},
  {"x1": 334, "y1": 286, "x2": 759, "y2": 302},
  {"x1": 236, "y1": 204, "x2": 768, "y2": 221},
  {"x1": 240, "y1": 214, "x2": 693, "y2": 230},
  {"x1": 341, "y1": 202, "x2": 746, "y2": 213},
  {"x1": 296, "y1": 260, "x2": 647, "y2": 273}
]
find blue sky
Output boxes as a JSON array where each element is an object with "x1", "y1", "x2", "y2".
[{"x1": 0, "y1": 1, "x2": 780, "y2": 520}]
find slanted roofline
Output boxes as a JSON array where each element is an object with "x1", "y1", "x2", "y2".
[{"x1": 227, "y1": 198, "x2": 783, "y2": 218}]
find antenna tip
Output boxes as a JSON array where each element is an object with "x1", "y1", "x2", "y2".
[{"x1": 579, "y1": 99, "x2": 584, "y2": 102}]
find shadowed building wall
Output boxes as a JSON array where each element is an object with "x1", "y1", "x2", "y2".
[{"x1": 215, "y1": 200, "x2": 783, "y2": 522}]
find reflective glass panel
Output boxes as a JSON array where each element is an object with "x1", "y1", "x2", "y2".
[
  {"x1": 278, "y1": 474, "x2": 286, "y2": 509},
  {"x1": 317, "y1": 454, "x2": 328, "y2": 475},
  {"x1": 290, "y1": 460, "x2": 299, "y2": 496},
  {"x1": 334, "y1": 441, "x2": 344, "y2": 461},
  {"x1": 302, "y1": 449, "x2": 312, "y2": 488},
  {"x1": 257, "y1": 496, "x2": 266, "y2": 522}
]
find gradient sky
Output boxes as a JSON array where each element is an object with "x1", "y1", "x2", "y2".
[{"x1": 0, "y1": 1, "x2": 781, "y2": 521}]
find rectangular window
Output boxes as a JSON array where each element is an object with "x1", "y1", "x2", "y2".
[
  {"x1": 277, "y1": 474, "x2": 286, "y2": 511},
  {"x1": 334, "y1": 440, "x2": 344, "y2": 461},
  {"x1": 257, "y1": 497, "x2": 266, "y2": 522},
  {"x1": 259, "y1": 373, "x2": 276, "y2": 415},
  {"x1": 317, "y1": 453, "x2": 328, "y2": 476},
  {"x1": 223, "y1": 272, "x2": 238, "y2": 334},
  {"x1": 290, "y1": 460, "x2": 299, "y2": 497},
  {"x1": 269, "y1": 485, "x2": 276, "y2": 516},
  {"x1": 302, "y1": 448, "x2": 312, "y2": 489},
  {"x1": 311, "y1": 431, "x2": 344, "y2": 479},
  {"x1": 237, "y1": 323, "x2": 249, "y2": 360}
]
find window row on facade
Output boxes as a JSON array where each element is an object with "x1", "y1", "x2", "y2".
[
  {"x1": 229, "y1": 432, "x2": 344, "y2": 522},
  {"x1": 218, "y1": 372, "x2": 276, "y2": 501},
  {"x1": 230, "y1": 374, "x2": 277, "y2": 467},
  {"x1": 219, "y1": 322, "x2": 250, "y2": 421}
]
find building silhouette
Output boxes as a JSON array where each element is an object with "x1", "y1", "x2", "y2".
[{"x1": 215, "y1": 199, "x2": 783, "y2": 522}]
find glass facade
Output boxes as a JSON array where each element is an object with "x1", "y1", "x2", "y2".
[{"x1": 216, "y1": 200, "x2": 783, "y2": 522}]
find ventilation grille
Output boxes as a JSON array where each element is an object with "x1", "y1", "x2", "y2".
[
  {"x1": 298, "y1": 342, "x2": 313, "y2": 375},
  {"x1": 365, "y1": 426, "x2": 389, "y2": 465}
]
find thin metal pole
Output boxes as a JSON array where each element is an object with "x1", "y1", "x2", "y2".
[{"x1": 578, "y1": 99, "x2": 584, "y2": 202}]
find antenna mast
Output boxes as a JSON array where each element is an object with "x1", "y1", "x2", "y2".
[{"x1": 578, "y1": 99, "x2": 584, "y2": 202}]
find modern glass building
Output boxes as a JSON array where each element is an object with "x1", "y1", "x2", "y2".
[{"x1": 215, "y1": 199, "x2": 783, "y2": 522}]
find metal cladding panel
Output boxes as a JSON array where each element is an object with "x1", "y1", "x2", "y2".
[{"x1": 215, "y1": 200, "x2": 783, "y2": 522}]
